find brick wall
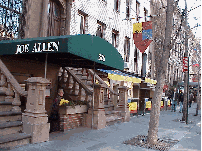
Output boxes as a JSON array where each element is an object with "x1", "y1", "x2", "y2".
[
  {"x1": 70, "y1": 0, "x2": 134, "y2": 71},
  {"x1": 60, "y1": 113, "x2": 85, "y2": 131}
]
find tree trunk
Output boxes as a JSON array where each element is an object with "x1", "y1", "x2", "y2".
[
  {"x1": 147, "y1": 0, "x2": 174, "y2": 145},
  {"x1": 182, "y1": 1, "x2": 188, "y2": 122},
  {"x1": 195, "y1": 68, "x2": 200, "y2": 116}
]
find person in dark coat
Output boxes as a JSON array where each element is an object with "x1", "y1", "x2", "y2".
[
  {"x1": 171, "y1": 88, "x2": 177, "y2": 112},
  {"x1": 49, "y1": 89, "x2": 64, "y2": 132},
  {"x1": 189, "y1": 92, "x2": 194, "y2": 108},
  {"x1": 179, "y1": 90, "x2": 184, "y2": 113}
]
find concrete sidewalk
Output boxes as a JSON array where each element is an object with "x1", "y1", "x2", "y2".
[{"x1": 10, "y1": 103, "x2": 201, "y2": 151}]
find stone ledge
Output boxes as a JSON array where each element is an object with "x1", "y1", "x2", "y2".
[
  {"x1": 0, "y1": 111, "x2": 21, "y2": 116},
  {"x1": 0, "y1": 133, "x2": 31, "y2": 144},
  {"x1": 0, "y1": 121, "x2": 22, "y2": 129},
  {"x1": 26, "y1": 77, "x2": 50, "y2": 84},
  {"x1": 106, "y1": 115, "x2": 122, "y2": 122},
  {"x1": 0, "y1": 101, "x2": 12, "y2": 105}
]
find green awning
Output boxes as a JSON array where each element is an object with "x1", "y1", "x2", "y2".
[{"x1": 0, "y1": 34, "x2": 124, "y2": 70}]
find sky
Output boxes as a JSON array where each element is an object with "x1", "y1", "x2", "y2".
[{"x1": 178, "y1": 0, "x2": 201, "y2": 39}]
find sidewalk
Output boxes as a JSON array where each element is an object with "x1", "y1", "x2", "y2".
[{"x1": 10, "y1": 103, "x2": 201, "y2": 151}]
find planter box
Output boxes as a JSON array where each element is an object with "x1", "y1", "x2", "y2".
[{"x1": 59, "y1": 105, "x2": 87, "y2": 115}]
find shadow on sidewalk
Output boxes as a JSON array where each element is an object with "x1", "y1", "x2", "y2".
[{"x1": 49, "y1": 127, "x2": 92, "y2": 141}]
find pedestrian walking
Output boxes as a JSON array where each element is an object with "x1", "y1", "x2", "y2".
[
  {"x1": 171, "y1": 88, "x2": 177, "y2": 112},
  {"x1": 189, "y1": 92, "x2": 194, "y2": 108},
  {"x1": 179, "y1": 90, "x2": 184, "y2": 113}
]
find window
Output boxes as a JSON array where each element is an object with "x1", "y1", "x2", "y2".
[
  {"x1": 124, "y1": 37, "x2": 130, "y2": 62},
  {"x1": 134, "y1": 47, "x2": 138, "y2": 72},
  {"x1": 114, "y1": 0, "x2": 120, "y2": 12},
  {"x1": 48, "y1": 0, "x2": 63, "y2": 36},
  {"x1": 144, "y1": 8, "x2": 148, "y2": 22},
  {"x1": 78, "y1": 10, "x2": 88, "y2": 34},
  {"x1": 142, "y1": 53, "x2": 147, "y2": 77},
  {"x1": 112, "y1": 29, "x2": 119, "y2": 48},
  {"x1": 136, "y1": 1, "x2": 140, "y2": 22},
  {"x1": 96, "y1": 21, "x2": 106, "y2": 39},
  {"x1": 126, "y1": 0, "x2": 130, "y2": 19}
]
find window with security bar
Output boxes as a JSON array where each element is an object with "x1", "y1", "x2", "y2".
[{"x1": 0, "y1": 0, "x2": 24, "y2": 39}]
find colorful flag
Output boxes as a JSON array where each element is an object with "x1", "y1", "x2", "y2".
[
  {"x1": 133, "y1": 21, "x2": 152, "y2": 53},
  {"x1": 193, "y1": 63, "x2": 199, "y2": 67}
]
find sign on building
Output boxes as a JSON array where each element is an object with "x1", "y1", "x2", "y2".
[{"x1": 183, "y1": 57, "x2": 188, "y2": 72}]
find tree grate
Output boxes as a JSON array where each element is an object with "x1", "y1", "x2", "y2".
[
  {"x1": 172, "y1": 118, "x2": 181, "y2": 122},
  {"x1": 172, "y1": 119, "x2": 194, "y2": 124},
  {"x1": 123, "y1": 135, "x2": 179, "y2": 151}
]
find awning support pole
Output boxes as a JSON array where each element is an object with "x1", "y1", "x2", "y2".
[
  {"x1": 45, "y1": 53, "x2": 48, "y2": 79},
  {"x1": 92, "y1": 62, "x2": 95, "y2": 129}
]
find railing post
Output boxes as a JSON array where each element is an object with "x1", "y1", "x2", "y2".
[
  {"x1": 113, "y1": 84, "x2": 119, "y2": 110},
  {"x1": 22, "y1": 77, "x2": 50, "y2": 143},
  {"x1": 0, "y1": 73, "x2": 6, "y2": 87},
  {"x1": 78, "y1": 85, "x2": 82, "y2": 100},
  {"x1": 12, "y1": 89, "x2": 21, "y2": 112},
  {"x1": 118, "y1": 86, "x2": 130, "y2": 122},
  {"x1": 5, "y1": 83, "x2": 14, "y2": 102},
  {"x1": 86, "y1": 84, "x2": 106, "y2": 129}
]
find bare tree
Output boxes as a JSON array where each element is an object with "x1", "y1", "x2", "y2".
[{"x1": 147, "y1": 0, "x2": 174, "y2": 144}]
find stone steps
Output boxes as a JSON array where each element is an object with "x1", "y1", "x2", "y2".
[
  {"x1": 0, "y1": 61, "x2": 32, "y2": 149},
  {"x1": 0, "y1": 111, "x2": 22, "y2": 123},
  {"x1": 0, "y1": 121, "x2": 22, "y2": 136},
  {"x1": 70, "y1": 68, "x2": 123, "y2": 125},
  {"x1": 0, "y1": 101, "x2": 12, "y2": 112},
  {"x1": 105, "y1": 110, "x2": 121, "y2": 116},
  {"x1": 105, "y1": 110, "x2": 123, "y2": 126},
  {"x1": 106, "y1": 115, "x2": 123, "y2": 126},
  {"x1": 0, "y1": 109, "x2": 31, "y2": 149},
  {"x1": 104, "y1": 105, "x2": 114, "y2": 112},
  {"x1": 0, "y1": 132, "x2": 31, "y2": 149}
]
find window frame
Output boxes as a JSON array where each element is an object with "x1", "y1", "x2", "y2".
[
  {"x1": 136, "y1": 1, "x2": 140, "y2": 22},
  {"x1": 114, "y1": 0, "x2": 120, "y2": 12},
  {"x1": 78, "y1": 10, "x2": 88, "y2": 34},
  {"x1": 96, "y1": 21, "x2": 106, "y2": 39},
  {"x1": 124, "y1": 36, "x2": 130, "y2": 62},
  {"x1": 112, "y1": 29, "x2": 119, "y2": 48},
  {"x1": 144, "y1": 7, "x2": 148, "y2": 22},
  {"x1": 134, "y1": 47, "x2": 138, "y2": 73},
  {"x1": 126, "y1": 0, "x2": 130, "y2": 19}
]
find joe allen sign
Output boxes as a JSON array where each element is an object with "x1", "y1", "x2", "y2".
[
  {"x1": 15, "y1": 41, "x2": 60, "y2": 54},
  {"x1": 183, "y1": 57, "x2": 188, "y2": 72}
]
